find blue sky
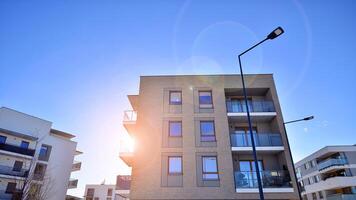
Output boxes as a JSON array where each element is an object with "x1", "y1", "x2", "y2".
[{"x1": 1, "y1": 0, "x2": 356, "y2": 197}]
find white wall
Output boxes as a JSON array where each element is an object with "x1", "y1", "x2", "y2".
[{"x1": 84, "y1": 184, "x2": 116, "y2": 199}]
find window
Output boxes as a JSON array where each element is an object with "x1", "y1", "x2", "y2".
[
  {"x1": 107, "y1": 188, "x2": 113, "y2": 196},
  {"x1": 312, "y1": 192, "x2": 317, "y2": 200},
  {"x1": 20, "y1": 141, "x2": 29, "y2": 149},
  {"x1": 199, "y1": 91, "x2": 213, "y2": 108},
  {"x1": 169, "y1": 121, "x2": 182, "y2": 137},
  {"x1": 309, "y1": 176, "x2": 314, "y2": 184},
  {"x1": 39, "y1": 145, "x2": 48, "y2": 158},
  {"x1": 319, "y1": 191, "x2": 324, "y2": 199},
  {"x1": 38, "y1": 144, "x2": 51, "y2": 161},
  {"x1": 94, "y1": 198, "x2": 99, "y2": 200},
  {"x1": 304, "y1": 162, "x2": 310, "y2": 170},
  {"x1": 86, "y1": 188, "x2": 95, "y2": 196},
  {"x1": 310, "y1": 160, "x2": 316, "y2": 168},
  {"x1": 5, "y1": 182, "x2": 17, "y2": 193},
  {"x1": 12, "y1": 161, "x2": 23, "y2": 172},
  {"x1": 296, "y1": 167, "x2": 302, "y2": 178},
  {"x1": 34, "y1": 164, "x2": 46, "y2": 180},
  {"x1": 0, "y1": 135, "x2": 6, "y2": 144},
  {"x1": 200, "y1": 121, "x2": 216, "y2": 142},
  {"x1": 202, "y1": 156, "x2": 218, "y2": 180},
  {"x1": 314, "y1": 175, "x2": 320, "y2": 183},
  {"x1": 168, "y1": 156, "x2": 182, "y2": 174},
  {"x1": 169, "y1": 91, "x2": 182, "y2": 105}
]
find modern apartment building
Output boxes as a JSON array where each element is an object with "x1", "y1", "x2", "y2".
[
  {"x1": 0, "y1": 107, "x2": 82, "y2": 200},
  {"x1": 295, "y1": 145, "x2": 356, "y2": 200},
  {"x1": 119, "y1": 74, "x2": 299, "y2": 199}
]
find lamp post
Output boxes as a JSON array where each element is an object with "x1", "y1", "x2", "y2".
[
  {"x1": 238, "y1": 27, "x2": 284, "y2": 200},
  {"x1": 283, "y1": 116, "x2": 314, "y2": 200}
]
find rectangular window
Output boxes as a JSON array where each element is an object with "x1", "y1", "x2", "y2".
[
  {"x1": 107, "y1": 188, "x2": 113, "y2": 196},
  {"x1": 169, "y1": 91, "x2": 182, "y2": 105},
  {"x1": 20, "y1": 141, "x2": 29, "y2": 149},
  {"x1": 200, "y1": 121, "x2": 216, "y2": 142},
  {"x1": 296, "y1": 167, "x2": 302, "y2": 178},
  {"x1": 312, "y1": 193, "x2": 317, "y2": 200},
  {"x1": 0, "y1": 135, "x2": 6, "y2": 144},
  {"x1": 12, "y1": 161, "x2": 23, "y2": 172},
  {"x1": 309, "y1": 176, "x2": 314, "y2": 184},
  {"x1": 39, "y1": 145, "x2": 48, "y2": 158},
  {"x1": 168, "y1": 156, "x2": 182, "y2": 174},
  {"x1": 199, "y1": 91, "x2": 213, "y2": 108},
  {"x1": 202, "y1": 156, "x2": 219, "y2": 180},
  {"x1": 87, "y1": 188, "x2": 95, "y2": 196},
  {"x1": 318, "y1": 191, "x2": 324, "y2": 199},
  {"x1": 310, "y1": 160, "x2": 316, "y2": 168},
  {"x1": 5, "y1": 182, "x2": 17, "y2": 193},
  {"x1": 314, "y1": 175, "x2": 320, "y2": 183},
  {"x1": 169, "y1": 121, "x2": 182, "y2": 137},
  {"x1": 304, "y1": 162, "x2": 310, "y2": 170}
]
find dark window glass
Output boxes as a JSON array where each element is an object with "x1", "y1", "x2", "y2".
[
  {"x1": 5, "y1": 182, "x2": 17, "y2": 193},
  {"x1": 0, "y1": 135, "x2": 6, "y2": 144},
  {"x1": 318, "y1": 191, "x2": 323, "y2": 199},
  {"x1": 87, "y1": 188, "x2": 95, "y2": 196},
  {"x1": 169, "y1": 91, "x2": 182, "y2": 105},
  {"x1": 168, "y1": 156, "x2": 182, "y2": 174},
  {"x1": 202, "y1": 156, "x2": 218, "y2": 180},
  {"x1": 107, "y1": 188, "x2": 113, "y2": 196},
  {"x1": 20, "y1": 141, "x2": 29, "y2": 149},
  {"x1": 200, "y1": 121, "x2": 215, "y2": 142},
  {"x1": 12, "y1": 161, "x2": 23, "y2": 172},
  {"x1": 199, "y1": 91, "x2": 213, "y2": 108},
  {"x1": 39, "y1": 146, "x2": 48, "y2": 157},
  {"x1": 169, "y1": 121, "x2": 182, "y2": 137},
  {"x1": 312, "y1": 193, "x2": 317, "y2": 200}
]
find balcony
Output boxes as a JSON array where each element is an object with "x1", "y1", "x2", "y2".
[
  {"x1": 226, "y1": 100, "x2": 276, "y2": 122},
  {"x1": 68, "y1": 179, "x2": 78, "y2": 189},
  {"x1": 72, "y1": 161, "x2": 82, "y2": 172},
  {"x1": 119, "y1": 139, "x2": 134, "y2": 167},
  {"x1": 230, "y1": 133, "x2": 284, "y2": 152},
  {"x1": 318, "y1": 158, "x2": 348, "y2": 171},
  {"x1": 0, "y1": 165, "x2": 28, "y2": 178},
  {"x1": 235, "y1": 170, "x2": 293, "y2": 193},
  {"x1": 327, "y1": 194, "x2": 356, "y2": 200},
  {"x1": 123, "y1": 110, "x2": 137, "y2": 134},
  {"x1": 0, "y1": 143, "x2": 35, "y2": 157}
]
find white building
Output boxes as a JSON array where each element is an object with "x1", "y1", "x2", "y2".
[{"x1": 0, "y1": 107, "x2": 82, "y2": 200}]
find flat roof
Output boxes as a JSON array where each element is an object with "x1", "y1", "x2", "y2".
[
  {"x1": 50, "y1": 128, "x2": 76, "y2": 139},
  {"x1": 140, "y1": 73, "x2": 273, "y2": 78},
  {"x1": 0, "y1": 127, "x2": 38, "y2": 141}
]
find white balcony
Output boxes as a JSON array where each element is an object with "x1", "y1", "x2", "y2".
[
  {"x1": 304, "y1": 176, "x2": 356, "y2": 194},
  {"x1": 230, "y1": 133, "x2": 284, "y2": 152},
  {"x1": 72, "y1": 161, "x2": 82, "y2": 172},
  {"x1": 68, "y1": 179, "x2": 78, "y2": 189},
  {"x1": 123, "y1": 110, "x2": 137, "y2": 134}
]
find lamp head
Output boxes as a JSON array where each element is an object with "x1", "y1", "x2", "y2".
[
  {"x1": 267, "y1": 27, "x2": 284, "y2": 40},
  {"x1": 303, "y1": 116, "x2": 314, "y2": 121}
]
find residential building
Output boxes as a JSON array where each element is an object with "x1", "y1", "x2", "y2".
[
  {"x1": 295, "y1": 145, "x2": 356, "y2": 200},
  {"x1": 83, "y1": 175, "x2": 131, "y2": 200},
  {"x1": 0, "y1": 107, "x2": 82, "y2": 200},
  {"x1": 84, "y1": 184, "x2": 116, "y2": 200},
  {"x1": 119, "y1": 74, "x2": 299, "y2": 199}
]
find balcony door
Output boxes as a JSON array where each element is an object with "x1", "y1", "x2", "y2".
[
  {"x1": 239, "y1": 160, "x2": 263, "y2": 188},
  {"x1": 230, "y1": 98, "x2": 253, "y2": 112},
  {"x1": 233, "y1": 127, "x2": 257, "y2": 147}
]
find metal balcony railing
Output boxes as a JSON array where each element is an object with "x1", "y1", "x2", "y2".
[
  {"x1": 230, "y1": 133, "x2": 283, "y2": 147},
  {"x1": 318, "y1": 157, "x2": 348, "y2": 171},
  {"x1": 0, "y1": 165, "x2": 28, "y2": 177},
  {"x1": 234, "y1": 170, "x2": 292, "y2": 188},
  {"x1": 123, "y1": 110, "x2": 137, "y2": 123},
  {"x1": 327, "y1": 194, "x2": 356, "y2": 200},
  {"x1": 0, "y1": 143, "x2": 35, "y2": 156},
  {"x1": 226, "y1": 100, "x2": 275, "y2": 113}
]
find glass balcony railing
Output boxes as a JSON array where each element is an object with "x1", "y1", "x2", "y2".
[
  {"x1": 235, "y1": 170, "x2": 292, "y2": 188},
  {"x1": 123, "y1": 110, "x2": 137, "y2": 123},
  {"x1": 327, "y1": 194, "x2": 356, "y2": 200},
  {"x1": 317, "y1": 158, "x2": 348, "y2": 170},
  {"x1": 0, "y1": 143, "x2": 35, "y2": 156},
  {"x1": 226, "y1": 100, "x2": 275, "y2": 113},
  {"x1": 230, "y1": 133, "x2": 283, "y2": 147},
  {"x1": 0, "y1": 165, "x2": 28, "y2": 177}
]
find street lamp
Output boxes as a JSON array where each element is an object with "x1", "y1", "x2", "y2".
[
  {"x1": 238, "y1": 27, "x2": 284, "y2": 200},
  {"x1": 283, "y1": 116, "x2": 314, "y2": 200}
]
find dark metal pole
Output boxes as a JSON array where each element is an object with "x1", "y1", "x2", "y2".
[
  {"x1": 282, "y1": 123, "x2": 303, "y2": 200},
  {"x1": 238, "y1": 37, "x2": 268, "y2": 200}
]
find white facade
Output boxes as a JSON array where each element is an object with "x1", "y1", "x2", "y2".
[
  {"x1": 84, "y1": 184, "x2": 116, "y2": 200},
  {"x1": 0, "y1": 107, "x2": 81, "y2": 200}
]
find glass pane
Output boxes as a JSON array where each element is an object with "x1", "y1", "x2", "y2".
[
  {"x1": 200, "y1": 121, "x2": 214, "y2": 136},
  {"x1": 169, "y1": 122, "x2": 182, "y2": 137},
  {"x1": 168, "y1": 157, "x2": 182, "y2": 174},
  {"x1": 203, "y1": 157, "x2": 217, "y2": 173},
  {"x1": 203, "y1": 173, "x2": 219, "y2": 180},
  {"x1": 40, "y1": 146, "x2": 48, "y2": 157},
  {"x1": 170, "y1": 92, "x2": 181, "y2": 104},
  {"x1": 0, "y1": 136, "x2": 6, "y2": 144},
  {"x1": 199, "y1": 91, "x2": 212, "y2": 104},
  {"x1": 201, "y1": 135, "x2": 215, "y2": 142},
  {"x1": 20, "y1": 141, "x2": 29, "y2": 149}
]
